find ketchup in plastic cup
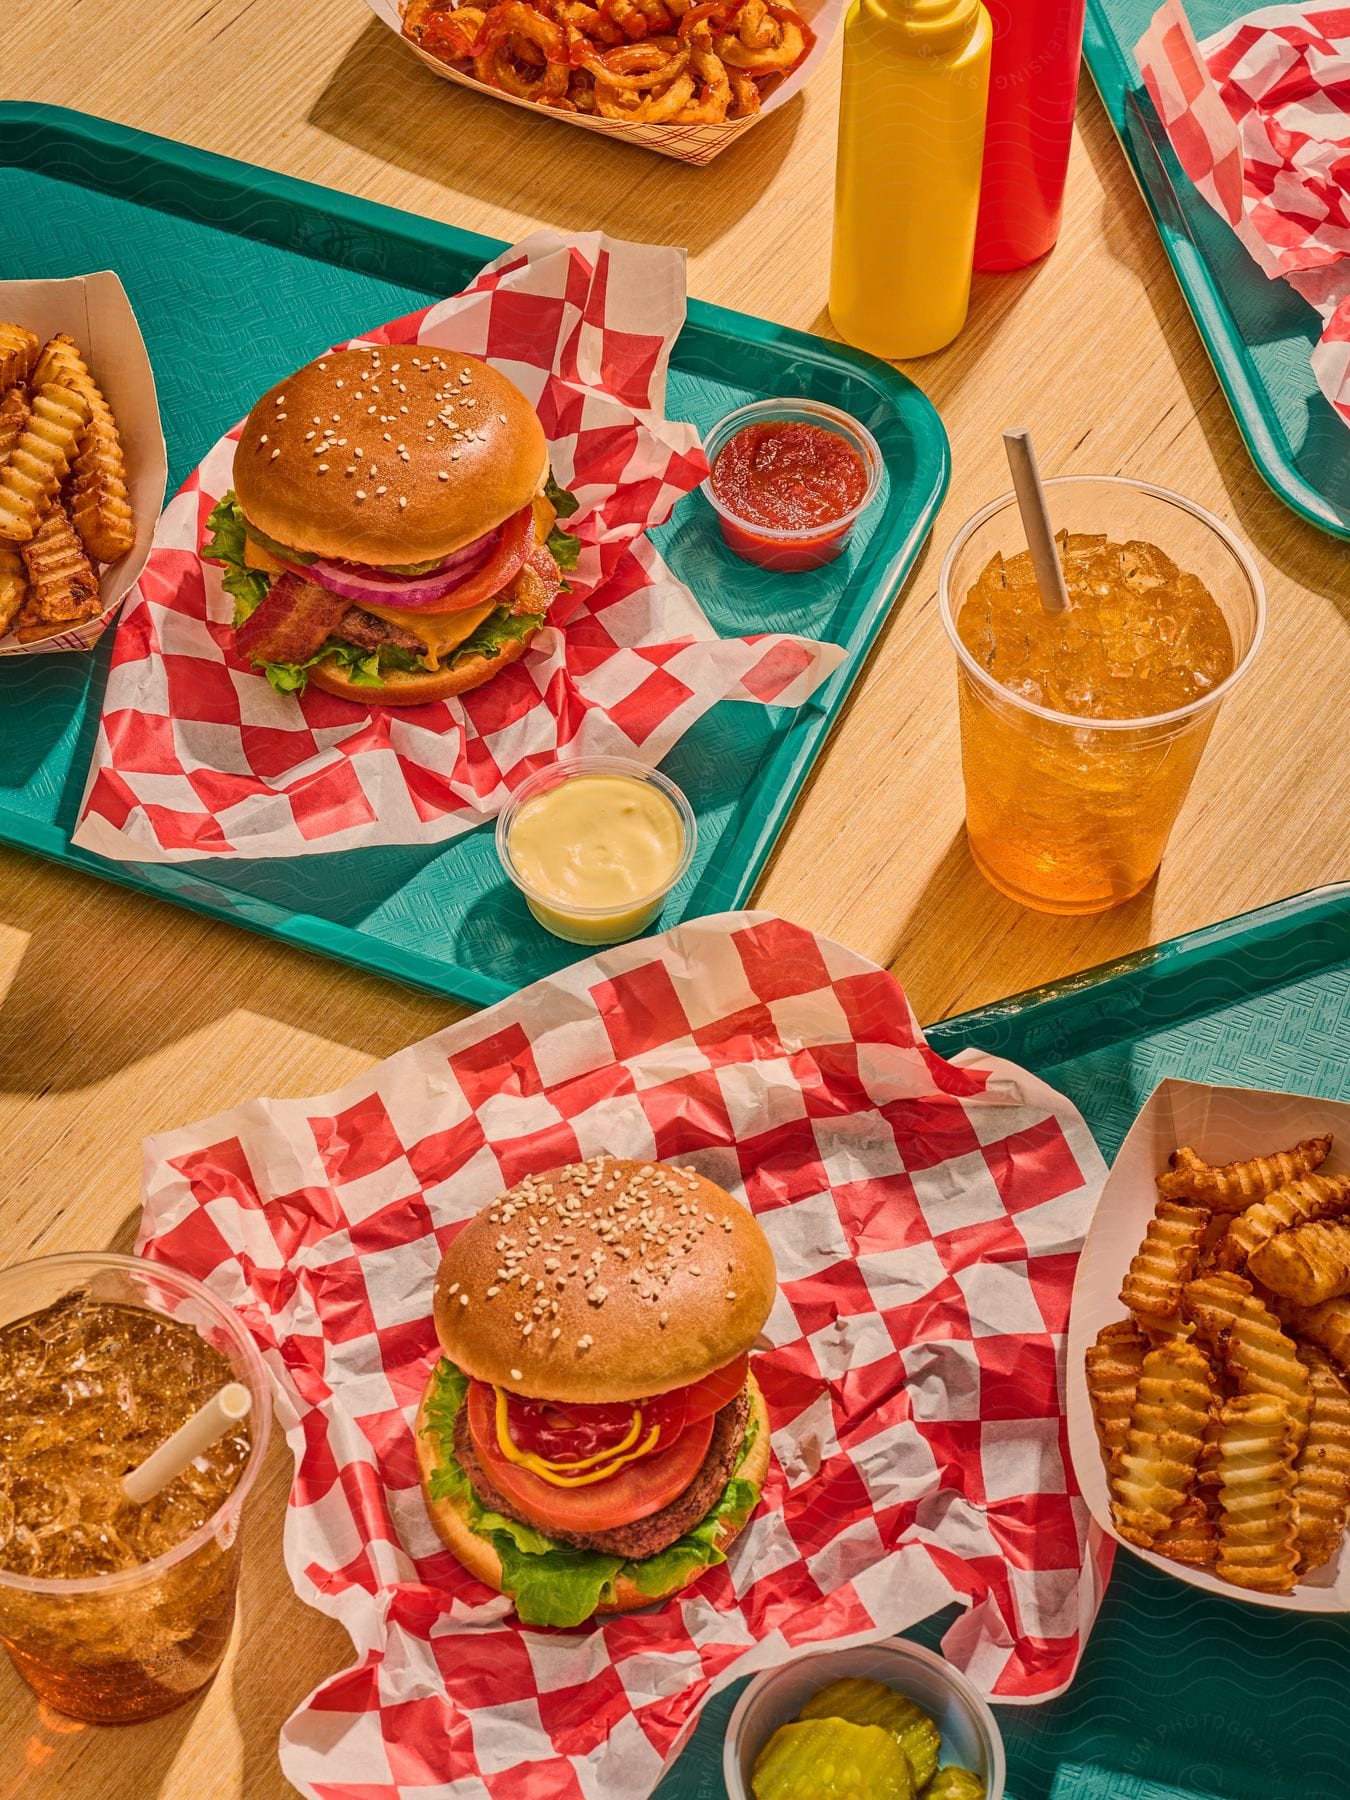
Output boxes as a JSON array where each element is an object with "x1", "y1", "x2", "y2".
[{"x1": 701, "y1": 400, "x2": 883, "y2": 572}]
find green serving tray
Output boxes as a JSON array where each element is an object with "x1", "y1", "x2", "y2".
[
  {"x1": 660, "y1": 882, "x2": 1350, "y2": 1799},
  {"x1": 1083, "y1": 1, "x2": 1350, "y2": 541},
  {"x1": 0, "y1": 104, "x2": 948, "y2": 1009}
]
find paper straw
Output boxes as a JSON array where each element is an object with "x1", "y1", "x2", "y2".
[
  {"x1": 1003, "y1": 428, "x2": 1070, "y2": 614},
  {"x1": 122, "y1": 1382, "x2": 252, "y2": 1505}
]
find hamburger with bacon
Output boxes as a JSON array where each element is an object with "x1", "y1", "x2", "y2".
[
  {"x1": 203, "y1": 345, "x2": 579, "y2": 703},
  {"x1": 417, "y1": 1156, "x2": 775, "y2": 1626}
]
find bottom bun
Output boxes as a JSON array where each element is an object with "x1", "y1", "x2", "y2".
[
  {"x1": 416, "y1": 1370, "x2": 771, "y2": 1617},
  {"x1": 309, "y1": 628, "x2": 536, "y2": 708}
]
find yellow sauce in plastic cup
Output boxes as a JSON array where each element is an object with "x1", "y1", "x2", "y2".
[{"x1": 495, "y1": 758, "x2": 696, "y2": 946}]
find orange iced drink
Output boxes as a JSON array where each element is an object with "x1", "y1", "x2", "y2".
[
  {"x1": 0, "y1": 1256, "x2": 268, "y2": 1724},
  {"x1": 940, "y1": 479, "x2": 1264, "y2": 913}
]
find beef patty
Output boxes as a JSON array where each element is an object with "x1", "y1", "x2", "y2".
[{"x1": 454, "y1": 1385, "x2": 752, "y2": 1561}]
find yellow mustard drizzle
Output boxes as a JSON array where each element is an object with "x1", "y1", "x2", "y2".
[{"x1": 493, "y1": 1387, "x2": 662, "y2": 1487}]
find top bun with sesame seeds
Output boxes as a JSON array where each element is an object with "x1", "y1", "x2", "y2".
[
  {"x1": 433, "y1": 1157, "x2": 777, "y2": 1406},
  {"x1": 232, "y1": 345, "x2": 549, "y2": 566}
]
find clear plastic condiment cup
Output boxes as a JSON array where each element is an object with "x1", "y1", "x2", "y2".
[
  {"x1": 700, "y1": 397, "x2": 884, "y2": 572},
  {"x1": 723, "y1": 1638, "x2": 1006, "y2": 1799},
  {"x1": 495, "y1": 755, "x2": 697, "y2": 947},
  {"x1": 939, "y1": 476, "x2": 1266, "y2": 915},
  {"x1": 0, "y1": 1253, "x2": 271, "y2": 1724}
]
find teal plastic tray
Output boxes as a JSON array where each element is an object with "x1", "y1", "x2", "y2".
[
  {"x1": 661, "y1": 883, "x2": 1350, "y2": 1799},
  {"x1": 1084, "y1": 1, "x2": 1350, "y2": 540},
  {"x1": 0, "y1": 104, "x2": 948, "y2": 1009}
]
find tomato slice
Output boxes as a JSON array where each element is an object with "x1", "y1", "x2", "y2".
[
  {"x1": 466, "y1": 1381, "x2": 716, "y2": 1534},
  {"x1": 405, "y1": 504, "x2": 534, "y2": 614},
  {"x1": 674, "y1": 1353, "x2": 750, "y2": 1426}
]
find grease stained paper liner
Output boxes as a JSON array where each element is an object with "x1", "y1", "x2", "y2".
[
  {"x1": 367, "y1": 0, "x2": 841, "y2": 166},
  {"x1": 1067, "y1": 1077, "x2": 1350, "y2": 1613},
  {"x1": 137, "y1": 912, "x2": 1111, "y2": 1800},
  {"x1": 72, "y1": 232, "x2": 844, "y2": 864},
  {"x1": 1137, "y1": 3, "x2": 1350, "y2": 428},
  {"x1": 0, "y1": 271, "x2": 166, "y2": 655}
]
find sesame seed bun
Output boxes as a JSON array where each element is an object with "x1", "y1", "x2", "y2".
[
  {"x1": 434, "y1": 1158, "x2": 777, "y2": 1405},
  {"x1": 306, "y1": 627, "x2": 537, "y2": 707},
  {"x1": 232, "y1": 346, "x2": 548, "y2": 566},
  {"x1": 414, "y1": 1369, "x2": 771, "y2": 1613}
]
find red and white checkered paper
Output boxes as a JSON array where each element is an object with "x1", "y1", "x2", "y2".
[
  {"x1": 137, "y1": 912, "x2": 1111, "y2": 1800},
  {"x1": 72, "y1": 232, "x2": 845, "y2": 863},
  {"x1": 1137, "y1": 3, "x2": 1350, "y2": 426}
]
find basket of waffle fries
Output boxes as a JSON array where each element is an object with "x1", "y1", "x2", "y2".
[
  {"x1": 1068, "y1": 1078, "x2": 1350, "y2": 1611},
  {"x1": 0, "y1": 272, "x2": 164, "y2": 655},
  {"x1": 367, "y1": 0, "x2": 839, "y2": 163}
]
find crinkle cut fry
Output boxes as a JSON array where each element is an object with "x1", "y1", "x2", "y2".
[
  {"x1": 33, "y1": 333, "x2": 136, "y2": 564},
  {"x1": 1293, "y1": 1346, "x2": 1350, "y2": 1574},
  {"x1": 1277, "y1": 1295, "x2": 1350, "y2": 1378},
  {"x1": 1120, "y1": 1197, "x2": 1209, "y2": 1318},
  {"x1": 1085, "y1": 1319, "x2": 1148, "y2": 1468},
  {"x1": 1184, "y1": 1271, "x2": 1311, "y2": 1455},
  {"x1": 17, "y1": 501, "x2": 102, "y2": 641},
  {"x1": 1109, "y1": 1339, "x2": 1213, "y2": 1547},
  {"x1": 1151, "y1": 1493, "x2": 1218, "y2": 1567},
  {"x1": 0, "y1": 544, "x2": 26, "y2": 636},
  {"x1": 1213, "y1": 1393, "x2": 1299, "y2": 1594},
  {"x1": 1215, "y1": 1174, "x2": 1350, "y2": 1273},
  {"x1": 0, "y1": 382, "x2": 90, "y2": 544},
  {"x1": 1250, "y1": 1218, "x2": 1350, "y2": 1308},
  {"x1": 0, "y1": 322, "x2": 39, "y2": 394},
  {"x1": 1158, "y1": 1135, "x2": 1332, "y2": 1211},
  {"x1": 0, "y1": 386, "x2": 31, "y2": 464}
]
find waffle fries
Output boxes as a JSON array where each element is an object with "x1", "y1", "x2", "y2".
[
  {"x1": 33, "y1": 333, "x2": 136, "y2": 564},
  {"x1": 1092, "y1": 1127, "x2": 1348, "y2": 1594},
  {"x1": 0, "y1": 323, "x2": 39, "y2": 393},
  {"x1": 1119, "y1": 1197, "x2": 1208, "y2": 1318},
  {"x1": 1109, "y1": 1340, "x2": 1214, "y2": 1547},
  {"x1": 17, "y1": 502, "x2": 102, "y2": 642},
  {"x1": 0, "y1": 318, "x2": 137, "y2": 642},
  {"x1": 1213, "y1": 1394, "x2": 1300, "y2": 1594},
  {"x1": 1158, "y1": 1135, "x2": 1331, "y2": 1211},
  {"x1": 1292, "y1": 1347, "x2": 1350, "y2": 1574},
  {"x1": 1214, "y1": 1174, "x2": 1350, "y2": 1273},
  {"x1": 1085, "y1": 1319, "x2": 1148, "y2": 1468},
  {"x1": 1250, "y1": 1219, "x2": 1350, "y2": 1307}
]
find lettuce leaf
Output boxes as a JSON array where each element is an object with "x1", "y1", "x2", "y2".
[
  {"x1": 257, "y1": 639, "x2": 423, "y2": 697},
  {"x1": 544, "y1": 474, "x2": 581, "y2": 576},
  {"x1": 545, "y1": 474, "x2": 580, "y2": 520},
  {"x1": 451, "y1": 606, "x2": 544, "y2": 667},
  {"x1": 420, "y1": 1358, "x2": 762, "y2": 1629},
  {"x1": 201, "y1": 492, "x2": 272, "y2": 626}
]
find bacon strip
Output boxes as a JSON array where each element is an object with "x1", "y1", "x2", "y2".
[{"x1": 235, "y1": 572, "x2": 351, "y2": 665}]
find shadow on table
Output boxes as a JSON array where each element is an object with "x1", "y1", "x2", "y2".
[
  {"x1": 0, "y1": 845, "x2": 457, "y2": 1095},
  {"x1": 307, "y1": 17, "x2": 801, "y2": 258},
  {"x1": 0, "y1": 1663, "x2": 203, "y2": 1800},
  {"x1": 888, "y1": 827, "x2": 1159, "y2": 1026}
]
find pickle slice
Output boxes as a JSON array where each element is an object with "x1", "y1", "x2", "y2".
[
  {"x1": 924, "y1": 1769, "x2": 986, "y2": 1799},
  {"x1": 798, "y1": 1677, "x2": 942, "y2": 1789},
  {"x1": 751, "y1": 1718, "x2": 915, "y2": 1800}
]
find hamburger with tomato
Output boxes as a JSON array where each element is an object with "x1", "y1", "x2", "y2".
[
  {"x1": 417, "y1": 1156, "x2": 776, "y2": 1627},
  {"x1": 202, "y1": 344, "x2": 579, "y2": 703}
]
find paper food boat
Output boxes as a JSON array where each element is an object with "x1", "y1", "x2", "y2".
[
  {"x1": 364, "y1": 0, "x2": 841, "y2": 164},
  {"x1": 1067, "y1": 1078, "x2": 1350, "y2": 1613},
  {"x1": 0, "y1": 271, "x2": 166, "y2": 656}
]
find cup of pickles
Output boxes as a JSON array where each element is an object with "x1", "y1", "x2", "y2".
[{"x1": 723, "y1": 1641, "x2": 1005, "y2": 1800}]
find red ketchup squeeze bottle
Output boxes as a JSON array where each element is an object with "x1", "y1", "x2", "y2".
[{"x1": 974, "y1": 0, "x2": 1087, "y2": 272}]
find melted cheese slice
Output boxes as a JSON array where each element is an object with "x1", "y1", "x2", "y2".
[
  {"x1": 360, "y1": 597, "x2": 497, "y2": 671},
  {"x1": 244, "y1": 538, "x2": 286, "y2": 574}
]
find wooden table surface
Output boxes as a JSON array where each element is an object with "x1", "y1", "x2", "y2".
[{"x1": 3, "y1": 1, "x2": 1348, "y2": 1792}]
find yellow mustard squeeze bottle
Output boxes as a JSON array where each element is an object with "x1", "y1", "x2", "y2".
[{"x1": 830, "y1": 0, "x2": 993, "y2": 359}]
